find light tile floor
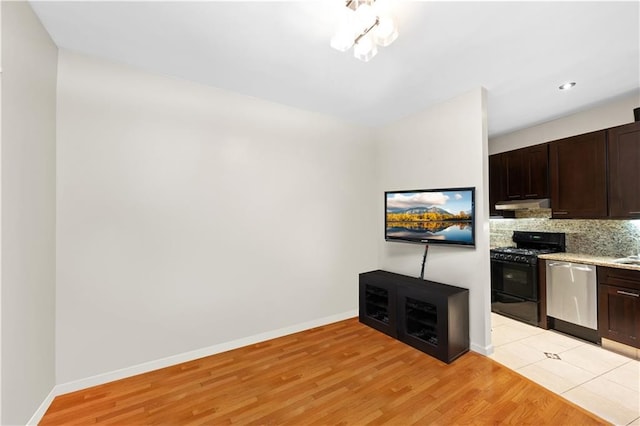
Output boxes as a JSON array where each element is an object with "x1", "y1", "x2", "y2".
[{"x1": 490, "y1": 313, "x2": 640, "y2": 426}]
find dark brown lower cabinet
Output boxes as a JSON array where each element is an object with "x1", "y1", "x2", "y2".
[
  {"x1": 597, "y1": 266, "x2": 640, "y2": 348},
  {"x1": 359, "y1": 270, "x2": 469, "y2": 363}
]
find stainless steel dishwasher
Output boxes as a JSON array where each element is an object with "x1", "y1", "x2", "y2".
[{"x1": 546, "y1": 261, "x2": 598, "y2": 342}]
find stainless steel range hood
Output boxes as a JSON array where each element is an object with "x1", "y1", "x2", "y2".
[{"x1": 495, "y1": 198, "x2": 550, "y2": 210}]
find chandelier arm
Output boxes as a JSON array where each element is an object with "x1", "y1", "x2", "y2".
[{"x1": 354, "y1": 17, "x2": 380, "y2": 44}]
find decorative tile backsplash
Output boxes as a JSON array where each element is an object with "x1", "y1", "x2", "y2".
[{"x1": 490, "y1": 217, "x2": 640, "y2": 257}]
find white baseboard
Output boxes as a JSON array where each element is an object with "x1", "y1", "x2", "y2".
[
  {"x1": 471, "y1": 342, "x2": 494, "y2": 356},
  {"x1": 27, "y1": 310, "x2": 357, "y2": 425},
  {"x1": 27, "y1": 388, "x2": 57, "y2": 426}
]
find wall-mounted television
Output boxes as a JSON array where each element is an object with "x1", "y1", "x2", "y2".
[{"x1": 385, "y1": 187, "x2": 475, "y2": 247}]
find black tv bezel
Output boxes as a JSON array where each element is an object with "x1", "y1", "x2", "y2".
[{"x1": 384, "y1": 186, "x2": 476, "y2": 247}]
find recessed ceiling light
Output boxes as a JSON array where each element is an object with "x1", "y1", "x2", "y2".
[{"x1": 559, "y1": 82, "x2": 577, "y2": 91}]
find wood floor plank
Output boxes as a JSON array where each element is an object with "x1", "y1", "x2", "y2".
[{"x1": 40, "y1": 318, "x2": 609, "y2": 425}]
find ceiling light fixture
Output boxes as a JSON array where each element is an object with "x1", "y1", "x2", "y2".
[
  {"x1": 330, "y1": 0, "x2": 398, "y2": 62},
  {"x1": 559, "y1": 82, "x2": 577, "y2": 91}
]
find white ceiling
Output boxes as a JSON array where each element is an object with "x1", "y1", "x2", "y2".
[{"x1": 29, "y1": 1, "x2": 640, "y2": 137}]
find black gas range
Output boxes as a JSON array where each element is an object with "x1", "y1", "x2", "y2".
[{"x1": 491, "y1": 231, "x2": 565, "y2": 326}]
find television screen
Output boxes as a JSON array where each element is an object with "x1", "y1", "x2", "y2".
[{"x1": 385, "y1": 187, "x2": 475, "y2": 246}]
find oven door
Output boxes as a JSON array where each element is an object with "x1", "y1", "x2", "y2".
[{"x1": 491, "y1": 259, "x2": 537, "y2": 301}]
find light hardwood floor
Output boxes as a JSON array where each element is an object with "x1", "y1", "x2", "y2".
[{"x1": 40, "y1": 318, "x2": 608, "y2": 425}]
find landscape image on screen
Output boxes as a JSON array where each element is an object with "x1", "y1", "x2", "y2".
[{"x1": 386, "y1": 189, "x2": 474, "y2": 244}]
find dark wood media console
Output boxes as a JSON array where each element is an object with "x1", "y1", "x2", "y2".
[{"x1": 359, "y1": 270, "x2": 470, "y2": 363}]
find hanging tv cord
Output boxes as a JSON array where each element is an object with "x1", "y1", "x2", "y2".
[{"x1": 419, "y1": 243, "x2": 429, "y2": 280}]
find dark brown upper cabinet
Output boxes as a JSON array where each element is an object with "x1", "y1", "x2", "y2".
[
  {"x1": 503, "y1": 150, "x2": 524, "y2": 200},
  {"x1": 549, "y1": 130, "x2": 608, "y2": 218},
  {"x1": 488, "y1": 154, "x2": 504, "y2": 216},
  {"x1": 488, "y1": 144, "x2": 548, "y2": 215},
  {"x1": 503, "y1": 145, "x2": 549, "y2": 200},
  {"x1": 608, "y1": 121, "x2": 640, "y2": 218}
]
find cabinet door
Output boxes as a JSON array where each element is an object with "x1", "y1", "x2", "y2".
[
  {"x1": 359, "y1": 279, "x2": 398, "y2": 338},
  {"x1": 489, "y1": 154, "x2": 504, "y2": 215},
  {"x1": 503, "y1": 150, "x2": 524, "y2": 200},
  {"x1": 522, "y1": 144, "x2": 549, "y2": 199},
  {"x1": 396, "y1": 284, "x2": 448, "y2": 362},
  {"x1": 491, "y1": 144, "x2": 549, "y2": 208},
  {"x1": 549, "y1": 130, "x2": 607, "y2": 218},
  {"x1": 608, "y1": 122, "x2": 640, "y2": 218},
  {"x1": 598, "y1": 284, "x2": 640, "y2": 348}
]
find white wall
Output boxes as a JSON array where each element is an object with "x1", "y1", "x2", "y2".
[
  {"x1": 55, "y1": 50, "x2": 378, "y2": 384},
  {"x1": 376, "y1": 88, "x2": 492, "y2": 354},
  {"x1": 1, "y1": 2, "x2": 57, "y2": 424},
  {"x1": 490, "y1": 92, "x2": 639, "y2": 154}
]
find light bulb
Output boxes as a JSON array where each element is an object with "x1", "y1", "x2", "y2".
[
  {"x1": 330, "y1": 6, "x2": 356, "y2": 52},
  {"x1": 331, "y1": 29, "x2": 355, "y2": 52},
  {"x1": 374, "y1": 16, "x2": 398, "y2": 47},
  {"x1": 354, "y1": 34, "x2": 378, "y2": 62}
]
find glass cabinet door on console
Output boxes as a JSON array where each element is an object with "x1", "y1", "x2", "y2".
[
  {"x1": 359, "y1": 279, "x2": 397, "y2": 338},
  {"x1": 404, "y1": 297, "x2": 439, "y2": 347},
  {"x1": 364, "y1": 285, "x2": 390, "y2": 324},
  {"x1": 397, "y1": 285, "x2": 444, "y2": 360}
]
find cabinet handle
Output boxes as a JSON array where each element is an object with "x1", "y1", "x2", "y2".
[
  {"x1": 554, "y1": 211, "x2": 568, "y2": 215},
  {"x1": 617, "y1": 290, "x2": 640, "y2": 298},
  {"x1": 525, "y1": 194, "x2": 538, "y2": 197},
  {"x1": 628, "y1": 211, "x2": 640, "y2": 215}
]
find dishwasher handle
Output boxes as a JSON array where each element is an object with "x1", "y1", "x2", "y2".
[
  {"x1": 547, "y1": 262, "x2": 594, "y2": 272},
  {"x1": 548, "y1": 262, "x2": 572, "y2": 268},
  {"x1": 572, "y1": 265, "x2": 594, "y2": 272}
]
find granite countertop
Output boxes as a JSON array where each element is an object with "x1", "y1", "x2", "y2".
[{"x1": 538, "y1": 252, "x2": 640, "y2": 271}]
